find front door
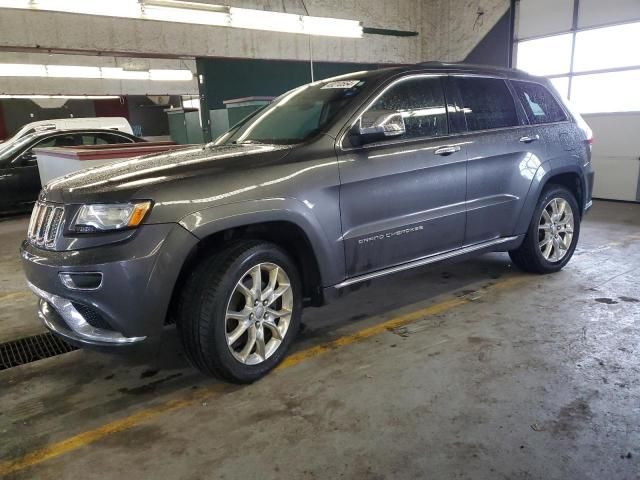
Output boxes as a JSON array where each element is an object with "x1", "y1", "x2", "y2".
[{"x1": 338, "y1": 75, "x2": 468, "y2": 277}]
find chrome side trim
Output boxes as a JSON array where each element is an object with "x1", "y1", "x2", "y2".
[
  {"x1": 334, "y1": 236, "x2": 518, "y2": 289},
  {"x1": 27, "y1": 281, "x2": 146, "y2": 344}
]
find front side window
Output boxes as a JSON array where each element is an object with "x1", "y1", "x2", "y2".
[
  {"x1": 365, "y1": 76, "x2": 448, "y2": 140},
  {"x1": 512, "y1": 81, "x2": 567, "y2": 124},
  {"x1": 452, "y1": 77, "x2": 519, "y2": 132}
]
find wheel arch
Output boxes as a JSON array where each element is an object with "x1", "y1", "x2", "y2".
[
  {"x1": 167, "y1": 199, "x2": 343, "y2": 320},
  {"x1": 514, "y1": 162, "x2": 586, "y2": 235}
]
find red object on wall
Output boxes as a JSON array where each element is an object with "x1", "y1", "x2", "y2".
[
  {"x1": 0, "y1": 102, "x2": 7, "y2": 140},
  {"x1": 94, "y1": 97, "x2": 129, "y2": 119}
]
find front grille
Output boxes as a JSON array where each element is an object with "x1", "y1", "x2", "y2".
[{"x1": 27, "y1": 202, "x2": 64, "y2": 249}]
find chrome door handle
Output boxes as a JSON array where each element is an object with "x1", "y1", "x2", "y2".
[
  {"x1": 519, "y1": 135, "x2": 540, "y2": 143},
  {"x1": 434, "y1": 145, "x2": 461, "y2": 156}
]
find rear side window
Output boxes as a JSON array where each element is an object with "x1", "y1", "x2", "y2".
[
  {"x1": 512, "y1": 81, "x2": 567, "y2": 124},
  {"x1": 369, "y1": 76, "x2": 448, "y2": 139},
  {"x1": 95, "y1": 133, "x2": 133, "y2": 144},
  {"x1": 452, "y1": 77, "x2": 519, "y2": 131}
]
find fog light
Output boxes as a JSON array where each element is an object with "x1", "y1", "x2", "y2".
[{"x1": 59, "y1": 272, "x2": 103, "y2": 290}]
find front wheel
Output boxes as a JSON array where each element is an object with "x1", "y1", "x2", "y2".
[
  {"x1": 177, "y1": 240, "x2": 302, "y2": 383},
  {"x1": 509, "y1": 185, "x2": 581, "y2": 274}
]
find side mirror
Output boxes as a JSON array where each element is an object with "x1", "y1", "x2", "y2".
[
  {"x1": 354, "y1": 110, "x2": 406, "y2": 145},
  {"x1": 18, "y1": 151, "x2": 37, "y2": 166}
]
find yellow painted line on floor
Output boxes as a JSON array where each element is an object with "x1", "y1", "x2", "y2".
[{"x1": 0, "y1": 274, "x2": 527, "y2": 477}]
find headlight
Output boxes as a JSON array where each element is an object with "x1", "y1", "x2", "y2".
[{"x1": 72, "y1": 201, "x2": 152, "y2": 233}]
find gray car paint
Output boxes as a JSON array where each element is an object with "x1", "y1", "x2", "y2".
[{"x1": 21, "y1": 63, "x2": 594, "y2": 346}]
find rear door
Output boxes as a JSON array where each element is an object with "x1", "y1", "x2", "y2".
[
  {"x1": 511, "y1": 79, "x2": 574, "y2": 167},
  {"x1": 448, "y1": 75, "x2": 547, "y2": 244},
  {"x1": 338, "y1": 74, "x2": 468, "y2": 277}
]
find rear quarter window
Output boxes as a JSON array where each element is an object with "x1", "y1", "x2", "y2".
[{"x1": 512, "y1": 80, "x2": 567, "y2": 124}]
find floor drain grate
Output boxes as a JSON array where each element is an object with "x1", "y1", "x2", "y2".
[{"x1": 0, "y1": 333, "x2": 77, "y2": 371}]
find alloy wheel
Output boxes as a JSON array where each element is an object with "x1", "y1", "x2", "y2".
[
  {"x1": 225, "y1": 262, "x2": 293, "y2": 365},
  {"x1": 538, "y1": 197, "x2": 574, "y2": 262}
]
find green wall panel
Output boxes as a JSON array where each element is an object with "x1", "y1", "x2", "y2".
[{"x1": 199, "y1": 58, "x2": 380, "y2": 110}]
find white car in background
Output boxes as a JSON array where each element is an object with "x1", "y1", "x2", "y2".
[{"x1": 1, "y1": 117, "x2": 133, "y2": 143}]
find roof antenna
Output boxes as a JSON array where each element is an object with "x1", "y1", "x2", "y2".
[{"x1": 300, "y1": 0, "x2": 314, "y2": 82}]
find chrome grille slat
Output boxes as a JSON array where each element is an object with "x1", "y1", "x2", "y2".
[
  {"x1": 27, "y1": 201, "x2": 64, "y2": 249},
  {"x1": 37, "y1": 207, "x2": 52, "y2": 242}
]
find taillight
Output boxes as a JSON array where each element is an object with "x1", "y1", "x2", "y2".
[{"x1": 585, "y1": 126, "x2": 593, "y2": 151}]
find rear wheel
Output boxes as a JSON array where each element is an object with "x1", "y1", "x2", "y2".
[
  {"x1": 177, "y1": 240, "x2": 302, "y2": 383},
  {"x1": 509, "y1": 185, "x2": 580, "y2": 273}
]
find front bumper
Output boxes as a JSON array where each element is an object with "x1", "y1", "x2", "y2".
[
  {"x1": 21, "y1": 223, "x2": 198, "y2": 349},
  {"x1": 29, "y1": 282, "x2": 147, "y2": 346}
]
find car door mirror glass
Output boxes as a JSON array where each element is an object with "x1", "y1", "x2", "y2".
[
  {"x1": 355, "y1": 110, "x2": 406, "y2": 145},
  {"x1": 18, "y1": 151, "x2": 37, "y2": 166}
]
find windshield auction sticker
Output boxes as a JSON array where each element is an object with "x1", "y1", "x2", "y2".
[{"x1": 321, "y1": 80, "x2": 360, "y2": 89}]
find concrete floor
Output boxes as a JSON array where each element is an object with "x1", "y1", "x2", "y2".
[{"x1": 0, "y1": 200, "x2": 639, "y2": 479}]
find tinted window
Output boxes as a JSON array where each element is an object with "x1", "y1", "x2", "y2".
[
  {"x1": 369, "y1": 77, "x2": 447, "y2": 139},
  {"x1": 95, "y1": 132, "x2": 133, "y2": 144},
  {"x1": 512, "y1": 81, "x2": 567, "y2": 124},
  {"x1": 453, "y1": 77, "x2": 519, "y2": 131},
  {"x1": 52, "y1": 134, "x2": 79, "y2": 147}
]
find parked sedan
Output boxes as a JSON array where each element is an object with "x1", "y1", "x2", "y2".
[{"x1": 0, "y1": 128, "x2": 144, "y2": 214}]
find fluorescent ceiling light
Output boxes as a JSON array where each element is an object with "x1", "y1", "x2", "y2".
[
  {"x1": 142, "y1": 4, "x2": 228, "y2": 26},
  {"x1": 302, "y1": 16, "x2": 363, "y2": 38},
  {"x1": 0, "y1": 63, "x2": 193, "y2": 81},
  {"x1": 230, "y1": 7, "x2": 302, "y2": 34},
  {"x1": 0, "y1": 0, "x2": 363, "y2": 38},
  {"x1": 149, "y1": 69, "x2": 194, "y2": 81},
  {"x1": 101, "y1": 67, "x2": 150, "y2": 80},
  {"x1": 0, "y1": 95, "x2": 120, "y2": 99},
  {"x1": 0, "y1": 63, "x2": 47, "y2": 77},
  {"x1": 47, "y1": 65, "x2": 102, "y2": 78}
]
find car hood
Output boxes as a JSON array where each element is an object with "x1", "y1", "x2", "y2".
[{"x1": 41, "y1": 143, "x2": 292, "y2": 204}]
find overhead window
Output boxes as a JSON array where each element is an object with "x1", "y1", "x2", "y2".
[
  {"x1": 549, "y1": 77, "x2": 570, "y2": 99},
  {"x1": 452, "y1": 77, "x2": 519, "y2": 131},
  {"x1": 515, "y1": 19, "x2": 640, "y2": 113},
  {"x1": 573, "y1": 22, "x2": 640, "y2": 73},
  {"x1": 512, "y1": 81, "x2": 567, "y2": 124},
  {"x1": 571, "y1": 69, "x2": 640, "y2": 113},
  {"x1": 516, "y1": 34, "x2": 573, "y2": 76},
  {"x1": 369, "y1": 76, "x2": 448, "y2": 139}
]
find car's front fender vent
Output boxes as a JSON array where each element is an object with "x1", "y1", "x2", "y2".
[{"x1": 27, "y1": 202, "x2": 64, "y2": 249}]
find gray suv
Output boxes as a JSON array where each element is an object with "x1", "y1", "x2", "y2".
[{"x1": 21, "y1": 63, "x2": 594, "y2": 382}]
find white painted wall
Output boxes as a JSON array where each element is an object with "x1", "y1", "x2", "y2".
[{"x1": 585, "y1": 113, "x2": 640, "y2": 201}]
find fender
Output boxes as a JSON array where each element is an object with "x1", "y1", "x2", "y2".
[
  {"x1": 178, "y1": 197, "x2": 345, "y2": 287},
  {"x1": 513, "y1": 158, "x2": 586, "y2": 235}
]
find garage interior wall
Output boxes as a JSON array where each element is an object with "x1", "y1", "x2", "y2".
[
  {"x1": 514, "y1": 0, "x2": 640, "y2": 202},
  {"x1": 0, "y1": 0, "x2": 520, "y2": 140},
  {"x1": 199, "y1": 58, "x2": 381, "y2": 110}
]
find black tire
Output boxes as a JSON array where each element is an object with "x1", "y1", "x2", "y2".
[
  {"x1": 509, "y1": 185, "x2": 581, "y2": 274},
  {"x1": 177, "y1": 240, "x2": 302, "y2": 383}
]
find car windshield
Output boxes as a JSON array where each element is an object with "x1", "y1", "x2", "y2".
[
  {"x1": 216, "y1": 75, "x2": 369, "y2": 146},
  {"x1": 0, "y1": 132, "x2": 39, "y2": 160}
]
